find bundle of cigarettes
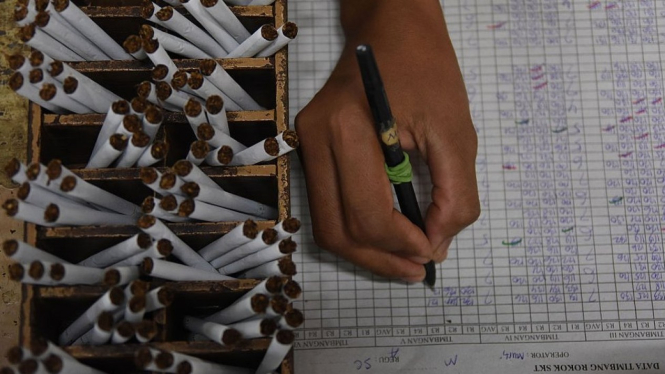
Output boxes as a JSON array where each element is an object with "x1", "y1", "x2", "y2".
[
  {"x1": 14, "y1": 0, "x2": 131, "y2": 61},
  {"x1": 7, "y1": 50, "x2": 123, "y2": 114},
  {"x1": 3, "y1": 158, "x2": 142, "y2": 227},
  {"x1": 2, "y1": 338, "x2": 108, "y2": 374},
  {"x1": 139, "y1": 0, "x2": 297, "y2": 60},
  {"x1": 137, "y1": 215, "x2": 300, "y2": 277}
]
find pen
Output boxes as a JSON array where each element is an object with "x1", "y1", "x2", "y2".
[{"x1": 356, "y1": 44, "x2": 437, "y2": 287}]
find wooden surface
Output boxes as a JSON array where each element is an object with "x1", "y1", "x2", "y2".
[{"x1": 0, "y1": 0, "x2": 28, "y2": 366}]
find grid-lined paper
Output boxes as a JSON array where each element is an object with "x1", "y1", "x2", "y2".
[{"x1": 287, "y1": 1, "x2": 665, "y2": 372}]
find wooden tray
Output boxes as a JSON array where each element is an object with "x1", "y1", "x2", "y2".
[{"x1": 18, "y1": 0, "x2": 293, "y2": 372}]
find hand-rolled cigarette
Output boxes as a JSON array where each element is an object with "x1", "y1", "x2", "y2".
[
  {"x1": 282, "y1": 279, "x2": 302, "y2": 301},
  {"x1": 204, "y1": 145, "x2": 233, "y2": 166},
  {"x1": 63, "y1": 77, "x2": 111, "y2": 113},
  {"x1": 34, "y1": 11, "x2": 109, "y2": 61},
  {"x1": 142, "y1": 105, "x2": 165, "y2": 140},
  {"x1": 135, "y1": 320, "x2": 159, "y2": 343},
  {"x1": 44, "y1": 202, "x2": 135, "y2": 227},
  {"x1": 42, "y1": 353, "x2": 105, "y2": 374},
  {"x1": 228, "y1": 318, "x2": 276, "y2": 339},
  {"x1": 39, "y1": 82, "x2": 92, "y2": 114},
  {"x1": 197, "y1": 123, "x2": 247, "y2": 152},
  {"x1": 47, "y1": 261, "x2": 105, "y2": 285},
  {"x1": 116, "y1": 113, "x2": 141, "y2": 135},
  {"x1": 78, "y1": 233, "x2": 152, "y2": 268},
  {"x1": 138, "y1": 215, "x2": 217, "y2": 272},
  {"x1": 229, "y1": 137, "x2": 280, "y2": 166},
  {"x1": 134, "y1": 347, "x2": 160, "y2": 371},
  {"x1": 178, "y1": 198, "x2": 253, "y2": 222},
  {"x1": 143, "y1": 38, "x2": 178, "y2": 76},
  {"x1": 137, "y1": 140, "x2": 169, "y2": 167},
  {"x1": 200, "y1": 0, "x2": 250, "y2": 42},
  {"x1": 179, "y1": 0, "x2": 239, "y2": 53},
  {"x1": 273, "y1": 217, "x2": 301, "y2": 240},
  {"x1": 185, "y1": 99, "x2": 207, "y2": 132},
  {"x1": 130, "y1": 97, "x2": 149, "y2": 119},
  {"x1": 278, "y1": 308, "x2": 303, "y2": 331},
  {"x1": 29, "y1": 68, "x2": 58, "y2": 88},
  {"x1": 113, "y1": 238, "x2": 174, "y2": 266},
  {"x1": 86, "y1": 134, "x2": 128, "y2": 168},
  {"x1": 44, "y1": 160, "x2": 115, "y2": 209},
  {"x1": 204, "y1": 293, "x2": 268, "y2": 324},
  {"x1": 137, "y1": 81, "x2": 160, "y2": 107},
  {"x1": 58, "y1": 286, "x2": 125, "y2": 345},
  {"x1": 249, "y1": 276, "x2": 284, "y2": 297},
  {"x1": 115, "y1": 131, "x2": 151, "y2": 168},
  {"x1": 275, "y1": 130, "x2": 299, "y2": 157},
  {"x1": 125, "y1": 295, "x2": 147, "y2": 323},
  {"x1": 159, "y1": 194, "x2": 187, "y2": 213},
  {"x1": 217, "y1": 238, "x2": 296, "y2": 275},
  {"x1": 9, "y1": 72, "x2": 66, "y2": 113},
  {"x1": 5, "y1": 345, "x2": 31, "y2": 366},
  {"x1": 58, "y1": 174, "x2": 141, "y2": 217},
  {"x1": 3, "y1": 239, "x2": 67, "y2": 264},
  {"x1": 18, "y1": 24, "x2": 83, "y2": 62},
  {"x1": 255, "y1": 330, "x2": 295, "y2": 374},
  {"x1": 140, "y1": 24, "x2": 211, "y2": 59},
  {"x1": 3, "y1": 198, "x2": 54, "y2": 226},
  {"x1": 172, "y1": 160, "x2": 219, "y2": 191},
  {"x1": 111, "y1": 320, "x2": 135, "y2": 344},
  {"x1": 7, "y1": 54, "x2": 31, "y2": 75},
  {"x1": 160, "y1": 171, "x2": 187, "y2": 196},
  {"x1": 227, "y1": 25, "x2": 277, "y2": 58},
  {"x1": 145, "y1": 286, "x2": 174, "y2": 313},
  {"x1": 188, "y1": 72, "x2": 240, "y2": 109},
  {"x1": 236, "y1": 257, "x2": 296, "y2": 279},
  {"x1": 183, "y1": 316, "x2": 241, "y2": 346},
  {"x1": 256, "y1": 22, "x2": 297, "y2": 57},
  {"x1": 139, "y1": 167, "x2": 170, "y2": 195},
  {"x1": 199, "y1": 219, "x2": 257, "y2": 261},
  {"x1": 29, "y1": 50, "x2": 54, "y2": 71},
  {"x1": 17, "y1": 181, "x2": 91, "y2": 214},
  {"x1": 205, "y1": 95, "x2": 229, "y2": 135},
  {"x1": 8, "y1": 261, "x2": 52, "y2": 285},
  {"x1": 186, "y1": 141, "x2": 210, "y2": 166},
  {"x1": 181, "y1": 181, "x2": 277, "y2": 219},
  {"x1": 27, "y1": 162, "x2": 54, "y2": 187},
  {"x1": 103, "y1": 266, "x2": 140, "y2": 286},
  {"x1": 28, "y1": 338, "x2": 70, "y2": 361},
  {"x1": 142, "y1": 196, "x2": 190, "y2": 223},
  {"x1": 14, "y1": 4, "x2": 36, "y2": 26},
  {"x1": 122, "y1": 35, "x2": 147, "y2": 60},
  {"x1": 17, "y1": 359, "x2": 48, "y2": 374},
  {"x1": 171, "y1": 69, "x2": 197, "y2": 96},
  {"x1": 53, "y1": 0, "x2": 131, "y2": 60},
  {"x1": 149, "y1": 5, "x2": 227, "y2": 57},
  {"x1": 142, "y1": 257, "x2": 233, "y2": 281},
  {"x1": 4, "y1": 158, "x2": 28, "y2": 184},
  {"x1": 72, "y1": 311, "x2": 114, "y2": 346},
  {"x1": 91, "y1": 100, "x2": 130, "y2": 155},
  {"x1": 210, "y1": 228, "x2": 277, "y2": 268},
  {"x1": 49, "y1": 60, "x2": 120, "y2": 103},
  {"x1": 151, "y1": 64, "x2": 170, "y2": 83},
  {"x1": 200, "y1": 59, "x2": 263, "y2": 111},
  {"x1": 155, "y1": 81, "x2": 192, "y2": 109}
]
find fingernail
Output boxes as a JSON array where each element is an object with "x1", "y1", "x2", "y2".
[
  {"x1": 402, "y1": 275, "x2": 425, "y2": 283},
  {"x1": 409, "y1": 256, "x2": 430, "y2": 265}
]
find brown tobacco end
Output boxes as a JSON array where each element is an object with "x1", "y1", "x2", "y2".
[
  {"x1": 59, "y1": 175, "x2": 77, "y2": 192},
  {"x1": 129, "y1": 295, "x2": 146, "y2": 313},
  {"x1": 282, "y1": 216, "x2": 301, "y2": 233},
  {"x1": 283, "y1": 279, "x2": 302, "y2": 299},
  {"x1": 139, "y1": 24, "x2": 155, "y2": 40},
  {"x1": 28, "y1": 261, "x2": 44, "y2": 279},
  {"x1": 46, "y1": 159, "x2": 64, "y2": 181},
  {"x1": 43, "y1": 204, "x2": 60, "y2": 222},
  {"x1": 14, "y1": 6, "x2": 28, "y2": 22},
  {"x1": 206, "y1": 95, "x2": 224, "y2": 114},
  {"x1": 18, "y1": 24, "x2": 35, "y2": 43},
  {"x1": 158, "y1": 286, "x2": 174, "y2": 306},
  {"x1": 171, "y1": 70, "x2": 189, "y2": 90},
  {"x1": 63, "y1": 76, "x2": 78, "y2": 94},
  {"x1": 276, "y1": 329, "x2": 295, "y2": 344},
  {"x1": 199, "y1": 59, "x2": 217, "y2": 76},
  {"x1": 251, "y1": 294, "x2": 269, "y2": 314},
  {"x1": 177, "y1": 199, "x2": 194, "y2": 217},
  {"x1": 282, "y1": 130, "x2": 300, "y2": 149},
  {"x1": 137, "y1": 214, "x2": 157, "y2": 229},
  {"x1": 8, "y1": 263, "x2": 24, "y2": 281},
  {"x1": 159, "y1": 195, "x2": 178, "y2": 211},
  {"x1": 152, "y1": 65, "x2": 169, "y2": 82},
  {"x1": 278, "y1": 257, "x2": 297, "y2": 276},
  {"x1": 34, "y1": 11, "x2": 49, "y2": 28},
  {"x1": 217, "y1": 146, "x2": 233, "y2": 165},
  {"x1": 265, "y1": 276, "x2": 283, "y2": 294},
  {"x1": 172, "y1": 160, "x2": 193, "y2": 177},
  {"x1": 260, "y1": 318, "x2": 277, "y2": 336},
  {"x1": 155, "y1": 81, "x2": 172, "y2": 100},
  {"x1": 49, "y1": 61, "x2": 64, "y2": 77},
  {"x1": 264, "y1": 137, "x2": 280, "y2": 156},
  {"x1": 136, "y1": 81, "x2": 152, "y2": 99},
  {"x1": 132, "y1": 131, "x2": 151, "y2": 148},
  {"x1": 283, "y1": 22, "x2": 299, "y2": 39},
  {"x1": 151, "y1": 141, "x2": 169, "y2": 159},
  {"x1": 137, "y1": 233, "x2": 152, "y2": 249},
  {"x1": 29, "y1": 50, "x2": 44, "y2": 67},
  {"x1": 262, "y1": 228, "x2": 278, "y2": 245},
  {"x1": 142, "y1": 38, "x2": 159, "y2": 54},
  {"x1": 109, "y1": 134, "x2": 129, "y2": 151},
  {"x1": 97, "y1": 311, "x2": 114, "y2": 332},
  {"x1": 261, "y1": 25, "x2": 278, "y2": 41},
  {"x1": 180, "y1": 181, "x2": 200, "y2": 198},
  {"x1": 184, "y1": 99, "x2": 202, "y2": 117},
  {"x1": 7, "y1": 54, "x2": 26, "y2": 71},
  {"x1": 6, "y1": 345, "x2": 24, "y2": 365},
  {"x1": 25, "y1": 163, "x2": 41, "y2": 181},
  {"x1": 39, "y1": 83, "x2": 57, "y2": 101},
  {"x1": 104, "y1": 269, "x2": 121, "y2": 286},
  {"x1": 134, "y1": 347, "x2": 153, "y2": 369},
  {"x1": 136, "y1": 320, "x2": 158, "y2": 340},
  {"x1": 142, "y1": 195, "x2": 158, "y2": 212},
  {"x1": 189, "y1": 141, "x2": 209, "y2": 159},
  {"x1": 109, "y1": 286, "x2": 126, "y2": 305},
  {"x1": 243, "y1": 219, "x2": 259, "y2": 239},
  {"x1": 8, "y1": 72, "x2": 24, "y2": 92},
  {"x1": 284, "y1": 308, "x2": 304, "y2": 328},
  {"x1": 123, "y1": 35, "x2": 143, "y2": 54},
  {"x1": 49, "y1": 262, "x2": 65, "y2": 281},
  {"x1": 53, "y1": 0, "x2": 70, "y2": 12},
  {"x1": 157, "y1": 239, "x2": 173, "y2": 256},
  {"x1": 176, "y1": 361, "x2": 192, "y2": 374},
  {"x1": 131, "y1": 97, "x2": 148, "y2": 114},
  {"x1": 144, "y1": 105, "x2": 163, "y2": 125},
  {"x1": 200, "y1": 0, "x2": 217, "y2": 7},
  {"x1": 140, "y1": 257, "x2": 154, "y2": 275},
  {"x1": 139, "y1": 167, "x2": 158, "y2": 184},
  {"x1": 28, "y1": 69, "x2": 44, "y2": 84},
  {"x1": 187, "y1": 71, "x2": 204, "y2": 90},
  {"x1": 159, "y1": 172, "x2": 178, "y2": 190},
  {"x1": 4, "y1": 158, "x2": 21, "y2": 180},
  {"x1": 18, "y1": 359, "x2": 38, "y2": 374},
  {"x1": 3, "y1": 239, "x2": 19, "y2": 257},
  {"x1": 155, "y1": 6, "x2": 174, "y2": 21},
  {"x1": 196, "y1": 123, "x2": 214, "y2": 141},
  {"x1": 112, "y1": 100, "x2": 130, "y2": 115},
  {"x1": 140, "y1": 1, "x2": 155, "y2": 19},
  {"x1": 115, "y1": 320, "x2": 134, "y2": 338},
  {"x1": 221, "y1": 328, "x2": 241, "y2": 346},
  {"x1": 155, "y1": 352, "x2": 174, "y2": 370},
  {"x1": 279, "y1": 237, "x2": 297, "y2": 254},
  {"x1": 270, "y1": 294, "x2": 289, "y2": 315}
]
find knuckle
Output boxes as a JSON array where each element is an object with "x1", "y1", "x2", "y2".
[
  {"x1": 452, "y1": 195, "x2": 481, "y2": 228},
  {"x1": 346, "y1": 212, "x2": 385, "y2": 244}
]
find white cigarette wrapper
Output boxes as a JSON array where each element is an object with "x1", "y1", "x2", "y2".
[
  {"x1": 152, "y1": 4, "x2": 226, "y2": 57},
  {"x1": 209, "y1": 231, "x2": 275, "y2": 268},
  {"x1": 204, "y1": 293, "x2": 266, "y2": 325},
  {"x1": 183, "y1": 316, "x2": 237, "y2": 346},
  {"x1": 229, "y1": 138, "x2": 278, "y2": 166},
  {"x1": 255, "y1": 331, "x2": 295, "y2": 374},
  {"x1": 151, "y1": 27, "x2": 210, "y2": 59},
  {"x1": 3, "y1": 239, "x2": 68, "y2": 264},
  {"x1": 226, "y1": 25, "x2": 276, "y2": 58},
  {"x1": 180, "y1": 0, "x2": 238, "y2": 53},
  {"x1": 202, "y1": 0, "x2": 250, "y2": 42},
  {"x1": 143, "y1": 258, "x2": 233, "y2": 281},
  {"x1": 201, "y1": 61, "x2": 263, "y2": 110},
  {"x1": 256, "y1": 22, "x2": 297, "y2": 57},
  {"x1": 78, "y1": 233, "x2": 151, "y2": 268},
  {"x1": 58, "y1": 287, "x2": 124, "y2": 345},
  {"x1": 199, "y1": 220, "x2": 255, "y2": 261},
  {"x1": 186, "y1": 183, "x2": 276, "y2": 219},
  {"x1": 45, "y1": 203, "x2": 135, "y2": 226},
  {"x1": 218, "y1": 239, "x2": 294, "y2": 275}
]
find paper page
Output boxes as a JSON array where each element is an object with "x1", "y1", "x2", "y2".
[{"x1": 288, "y1": 0, "x2": 665, "y2": 372}]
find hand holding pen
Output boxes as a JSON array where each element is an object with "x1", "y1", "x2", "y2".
[{"x1": 294, "y1": 0, "x2": 480, "y2": 283}]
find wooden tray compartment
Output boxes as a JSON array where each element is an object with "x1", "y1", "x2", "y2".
[{"x1": 19, "y1": 0, "x2": 293, "y2": 372}]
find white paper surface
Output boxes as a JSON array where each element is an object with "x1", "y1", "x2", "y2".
[{"x1": 288, "y1": 0, "x2": 665, "y2": 372}]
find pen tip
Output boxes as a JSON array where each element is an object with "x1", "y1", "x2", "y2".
[{"x1": 423, "y1": 261, "x2": 436, "y2": 287}]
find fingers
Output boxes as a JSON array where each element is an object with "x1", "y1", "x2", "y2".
[
  {"x1": 337, "y1": 245, "x2": 426, "y2": 282},
  {"x1": 423, "y1": 124, "x2": 480, "y2": 251}
]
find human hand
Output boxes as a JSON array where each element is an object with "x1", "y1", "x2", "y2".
[{"x1": 295, "y1": 0, "x2": 480, "y2": 282}]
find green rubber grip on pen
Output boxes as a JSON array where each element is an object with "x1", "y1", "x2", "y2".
[{"x1": 384, "y1": 152, "x2": 413, "y2": 184}]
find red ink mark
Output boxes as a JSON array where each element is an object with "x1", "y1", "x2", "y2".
[
  {"x1": 636, "y1": 108, "x2": 647, "y2": 115},
  {"x1": 530, "y1": 65, "x2": 543, "y2": 72},
  {"x1": 654, "y1": 143, "x2": 665, "y2": 149},
  {"x1": 605, "y1": 3, "x2": 618, "y2": 10},
  {"x1": 533, "y1": 82, "x2": 548, "y2": 90},
  {"x1": 652, "y1": 97, "x2": 662, "y2": 105},
  {"x1": 633, "y1": 98, "x2": 646, "y2": 105},
  {"x1": 620, "y1": 116, "x2": 633, "y2": 123},
  {"x1": 531, "y1": 73, "x2": 546, "y2": 80},
  {"x1": 487, "y1": 22, "x2": 507, "y2": 30},
  {"x1": 633, "y1": 132, "x2": 649, "y2": 140},
  {"x1": 588, "y1": 1, "x2": 601, "y2": 9},
  {"x1": 502, "y1": 164, "x2": 517, "y2": 170},
  {"x1": 619, "y1": 151, "x2": 633, "y2": 158},
  {"x1": 602, "y1": 125, "x2": 616, "y2": 132}
]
